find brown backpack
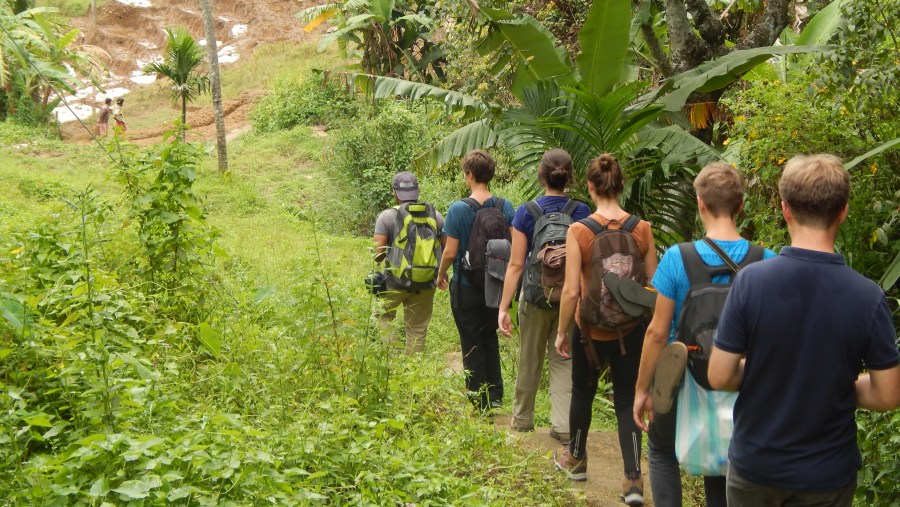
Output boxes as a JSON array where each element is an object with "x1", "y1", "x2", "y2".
[{"x1": 578, "y1": 215, "x2": 646, "y2": 332}]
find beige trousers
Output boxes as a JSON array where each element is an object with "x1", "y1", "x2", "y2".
[
  {"x1": 512, "y1": 301, "x2": 573, "y2": 434},
  {"x1": 378, "y1": 288, "x2": 435, "y2": 355}
]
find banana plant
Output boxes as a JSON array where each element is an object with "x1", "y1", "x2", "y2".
[
  {"x1": 296, "y1": 0, "x2": 445, "y2": 82},
  {"x1": 347, "y1": 0, "x2": 829, "y2": 243}
]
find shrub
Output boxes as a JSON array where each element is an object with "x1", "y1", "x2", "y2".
[{"x1": 250, "y1": 73, "x2": 362, "y2": 133}]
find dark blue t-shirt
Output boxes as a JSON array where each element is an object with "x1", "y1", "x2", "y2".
[
  {"x1": 715, "y1": 247, "x2": 900, "y2": 492},
  {"x1": 511, "y1": 196, "x2": 591, "y2": 252},
  {"x1": 443, "y1": 196, "x2": 515, "y2": 285}
]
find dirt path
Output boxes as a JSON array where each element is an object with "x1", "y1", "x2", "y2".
[{"x1": 445, "y1": 352, "x2": 653, "y2": 506}]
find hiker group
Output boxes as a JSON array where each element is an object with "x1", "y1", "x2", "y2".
[{"x1": 371, "y1": 150, "x2": 900, "y2": 507}]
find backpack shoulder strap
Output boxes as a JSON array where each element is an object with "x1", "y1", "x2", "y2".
[
  {"x1": 740, "y1": 244, "x2": 765, "y2": 267},
  {"x1": 679, "y1": 242, "x2": 714, "y2": 287},
  {"x1": 560, "y1": 199, "x2": 579, "y2": 216},
  {"x1": 463, "y1": 197, "x2": 481, "y2": 212},
  {"x1": 491, "y1": 197, "x2": 506, "y2": 211},
  {"x1": 620, "y1": 214, "x2": 641, "y2": 233},
  {"x1": 701, "y1": 237, "x2": 740, "y2": 274},
  {"x1": 525, "y1": 200, "x2": 543, "y2": 220},
  {"x1": 579, "y1": 216, "x2": 606, "y2": 236}
]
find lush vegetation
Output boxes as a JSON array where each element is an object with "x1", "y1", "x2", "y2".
[{"x1": 1, "y1": 0, "x2": 898, "y2": 504}]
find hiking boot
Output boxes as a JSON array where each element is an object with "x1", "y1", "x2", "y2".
[
  {"x1": 652, "y1": 342, "x2": 687, "y2": 415},
  {"x1": 490, "y1": 399, "x2": 503, "y2": 410},
  {"x1": 510, "y1": 420, "x2": 533, "y2": 432},
  {"x1": 620, "y1": 477, "x2": 644, "y2": 506},
  {"x1": 549, "y1": 429, "x2": 570, "y2": 444},
  {"x1": 552, "y1": 447, "x2": 587, "y2": 481}
]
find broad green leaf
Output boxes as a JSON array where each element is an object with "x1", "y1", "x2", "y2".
[
  {"x1": 351, "y1": 73, "x2": 485, "y2": 113},
  {"x1": 479, "y1": 10, "x2": 576, "y2": 96},
  {"x1": 420, "y1": 119, "x2": 498, "y2": 170},
  {"x1": 295, "y1": 3, "x2": 340, "y2": 23},
  {"x1": 24, "y1": 414, "x2": 53, "y2": 427},
  {"x1": 89, "y1": 477, "x2": 110, "y2": 497},
  {"x1": 197, "y1": 322, "x2": 221, "y2": 357},
  {"x1": 253, "y1": 285, "x2": 275, "y2": 304},
  {"x1": 661, "y1": 45, "x2": 833, "y2": 111},
  {"x1": 845, "y1": 137, "x2": 900, "y2": 170},
  {"x1": 797, "y1": 0, "x2": 845, "y2": 45},
  {"x1": 43, "y1": 422, "x2": 69, "y2": 439},
  {"x1": 370, "y1": 0, "x2": 395, "y2": 23},
  {"x1": 112, "y1": 476, "x2": 161, "y2": 499},
  {"x1": 0, "y1": 293, "x2": 26, "y2": 331},
  {"x1": 576, "y1": 0, "x2": 632, "y2": 96},
  {"x1": 117, "y1": 353, "x2": 153, "y2": 380},
  {"x1": 879, "y1": 251, "x2": 900, "y2": 291}
]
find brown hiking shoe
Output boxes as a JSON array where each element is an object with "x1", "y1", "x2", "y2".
[
  {"x1": 553, "y1": 446, "x2": 587, "y2": 481},
  {"x1": 652, "y1": 342, "x2": 687, "y2": 415},
  {"x1": 549, "y1": 429, "x2": 570, "y2": 444},
  {"x1": 621, "y1": 476, "x2": 644, "y2": 506}
]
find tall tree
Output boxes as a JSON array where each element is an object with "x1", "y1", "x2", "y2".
[
  {"x1": 199, "y1": 0, "x2": 227, "y2": 172},
  {"x1": 143, "y1": 27, "x2": 210, "y2": 138}
]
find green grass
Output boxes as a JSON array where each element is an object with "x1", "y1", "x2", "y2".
[{"x1": 35, "y1": 0, "x2": 104, "y2": 19}]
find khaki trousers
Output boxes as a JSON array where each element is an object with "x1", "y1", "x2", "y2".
[
  {"x1": 512, "y1": 301, "x2": 572, "y2": 434},
  {"x1": 378, "y1": 288, "x2": 435, "y2": 355}
]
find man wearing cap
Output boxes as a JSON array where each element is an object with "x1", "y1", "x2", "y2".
[{"x1": 373, "y1": 172, "x2": 445, "y2": 354}]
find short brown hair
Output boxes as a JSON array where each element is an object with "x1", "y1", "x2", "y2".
[
  {"x1": 586, "y1": 153, "x2": 624, "y2": 198},
  {"x1": 462, "y1": 149, "x2": 496, "y2": 183},
  {"x1": 693, "y1": 162, "x2": 744, "y2": 218},
  {"x1": 779, "y1": 154, "x2": 849, "y2": 228}
]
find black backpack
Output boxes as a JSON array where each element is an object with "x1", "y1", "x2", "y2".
[
  {"x1": 521, "y1": 199, "x2": 579, "y2": 309},
  {"x1": 460, "y1": 197, "x2": 511, "y2": 290},
  {"x1": 676, "y1": 239, "x2": 764, "y2": 390}
]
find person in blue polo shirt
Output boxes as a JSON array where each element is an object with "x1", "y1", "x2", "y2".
[{"x1": 709, "y1": 154, "x2": 900, "y2": 506}]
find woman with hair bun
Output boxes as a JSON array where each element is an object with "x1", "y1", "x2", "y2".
[
  {"x1": 499, "y1": 149, "x2": 592, "y2": 441},
  {"x1": 553, "y1": 153, "x2": 657, "y2": 507}
]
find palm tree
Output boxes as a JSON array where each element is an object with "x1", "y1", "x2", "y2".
[{"x1": 144, "y1": 27, "x2": 210, "y2": 136}]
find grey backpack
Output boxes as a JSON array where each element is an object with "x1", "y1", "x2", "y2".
[{"x1": 521, "y1": 199, "x2": 579, "y2": 309}]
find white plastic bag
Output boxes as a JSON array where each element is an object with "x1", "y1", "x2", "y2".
[{"x1": 675, "y1": 370, "x2": 737, "y2": 476}]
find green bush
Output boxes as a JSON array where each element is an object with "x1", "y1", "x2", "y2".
[
  {"x1": 328, "y1": 100, "x2": 450, "y2": 234},
  {"x1": 250, "y1": 74, "x2": 362, "y2": 134}
]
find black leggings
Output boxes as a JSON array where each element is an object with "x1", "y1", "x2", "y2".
[{"x1": 568, "y1": 324, "x2": 645, "y2": 480}]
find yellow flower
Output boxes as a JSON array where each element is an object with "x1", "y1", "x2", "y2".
[
  {"x1": 778, "y1": 157, "x2": 786, "y2": 164},
  {"x1": 736, "y1": 115, "x2": 746, "y2": 122},
  {"x1": 722, "y1": 138, "x2": 731, "y2": 146},
  {"x1": 871, "y1": 163, "x2": 878, "y2": 175}
]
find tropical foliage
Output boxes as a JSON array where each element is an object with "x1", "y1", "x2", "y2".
[
  {"x1": 0, "y1": 2, "x2": 106, "y2": 122},
  {"x1": 296, "y1": 0, "x2": 446, "y2": 82},
  {"x1": 143, "y1": 27, "x2": 210, "y2": 133}
]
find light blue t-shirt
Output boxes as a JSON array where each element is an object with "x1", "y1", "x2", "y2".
[
  {"x1": 651, "y1": 239, "x2": 777, "y2": 342},
  {"x1": 443, "y1": 196, "x2": 515, "y2": 284}
]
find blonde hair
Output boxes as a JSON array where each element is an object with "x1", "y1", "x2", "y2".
[
  {"x1": 693, "y1": 162, "x2": 744, "y2": 218},
  {"x1": 779, "y1": 154, "x2": 849, "y2": 228}
]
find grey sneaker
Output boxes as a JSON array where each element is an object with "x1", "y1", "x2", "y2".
[
  {"x1": 652, "y1": 342, "x2": 687, "y2": 415},
  {"x1": 553, "y1": 447, "x2": 587, "y2": 481},
  {"x1": 620, "y1": 477, "x2": 644, "y2": 506}
]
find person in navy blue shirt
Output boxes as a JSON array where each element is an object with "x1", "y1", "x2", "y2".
[
  {"x1": 437, "y1": 150, "x2": 515, "y2": 413},
  {"x1": 497, "y1": 149, "x2": 591, "y2": 441},
  {"x1": 709, "y1": 154, "x2": 900, "y2": 507},
  {"x1": 633, "y1": 162, "x2": 777, "y2": 507}
]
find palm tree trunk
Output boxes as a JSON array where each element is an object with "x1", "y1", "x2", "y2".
[
  {"x1": 199, "y1": 0, "x2": 228, "y2": 172},
  {"x1": 181, "y1": 96, "x2": 187, "y2": 140}
]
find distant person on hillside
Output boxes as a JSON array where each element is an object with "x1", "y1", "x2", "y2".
[
  {"x1": 554, "y1": 153, "x2": 657, "y2": 507},
  {"x1": 97, "y1": 98, "x2": 112, "y2": 137},
  {"x1": 709, "y1": 154, "x2": 900, "y2": 506},
  {"x1": 113, "y1": 98, "x2": 126, "y2": 133},
  {"x1": 498, "y1": 148, "x2": 591, "y2": 442},
  {"x1": 437, "y1": 150, "x2": 514, "y2": 414},
  {"x1": 372, "y1": 172, "x2": 445, "y2": 355},
  {"x1": 633, "y1": 163, "x2": 775, "y2": 507}
]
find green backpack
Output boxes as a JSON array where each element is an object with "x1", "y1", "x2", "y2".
[{"x1": 384, "y1": 202, "x2": 441, "y2": 291}]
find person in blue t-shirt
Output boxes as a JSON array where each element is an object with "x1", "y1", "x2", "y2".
[
  {"x1": 709, "y1": 154, "x2": 900, "y2": 506},
  {"x1": 497, "y1": 149, "x2": 591, "y2": 441},
  {"x1": 437, "y1": 150, "x2": 515, "y2": 413},
  {"x1": 633, "y1": 163, "x2": 776, "y2": 507}
]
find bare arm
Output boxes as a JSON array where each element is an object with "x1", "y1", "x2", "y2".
[
  {"x1": 643, "y1": 231, "x2": 658, "y2": 281},
  {"x1": 373, "y1": 234, "x2": 388, "y2": 263},
  {"x1": 555, "y1": 228, "x2": 582, "y2": 358},
  {"x1": 633, "y1": 294, "x2": 675, "y2": 432},
  {"x1": 437, "y1": 236, "x2": 459, "y2": 291},
  {"x1": 856, "y1": 366, "x2": 900, "y2": 411},
  {"x1": 498, "y1": 228, "x2": 528, "y2": 337},
  {"x1": 708, "y1": 346, "x2": 744, "y2": 392}
]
